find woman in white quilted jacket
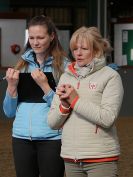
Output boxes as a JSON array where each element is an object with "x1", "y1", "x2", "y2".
[{"x1": 48, "y1": 26, "x2": 124, "y2": 177}]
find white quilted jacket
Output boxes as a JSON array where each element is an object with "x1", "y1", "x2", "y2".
[{"x1": 48, "y1": 57, "x2": 124, "y2": 160}]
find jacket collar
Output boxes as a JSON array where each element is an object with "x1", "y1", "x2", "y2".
[
  {"x1": 67, "y1": 57, "x2": 106, "y2": 78},
  {"x1": 21, "y1": 49, "x2": 53, "y2": 66}
]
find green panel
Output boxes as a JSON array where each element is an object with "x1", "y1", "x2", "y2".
[{"x1": 122, "y1": 30, "x2": 133, "y2": 66}]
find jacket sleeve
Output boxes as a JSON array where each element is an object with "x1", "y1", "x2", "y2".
[
  {"x1": 43, "y1": 58, "x2": 70, "y2": 107},
  {"x1": 72, "y1": 73, "x2": 124, "y2": 128},
  {"x1": 47, "y1": 75, "x2": 70, "y2": 129},
  {"x1": 43, "y1": 89, "x2": 55, "y2": 107},
  {"x1": 3, "y1": 91, "x2": 18, "y2": 118}
]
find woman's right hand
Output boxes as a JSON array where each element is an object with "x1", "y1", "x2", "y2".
[
  {"x1": 56, "y1": 84, "x2": 70, "y2": 108},
  {"x1": 56, "y1": 84, "x2": 79, "y2": 107},
  {"x1": 6, "y1": 68, "x2": 20, "y2": 97}
]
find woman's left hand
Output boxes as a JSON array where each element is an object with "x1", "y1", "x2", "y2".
[
  {"x1": 31, "y1": 69, "x2": 51, "y2": 94},
  {"x1": 59, "y1": 84, "x2": 79, "y2": 105}
]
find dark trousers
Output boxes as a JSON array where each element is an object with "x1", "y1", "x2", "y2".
[{"x1": 12, "y1": 137, "x2": 64, "y2": 177}]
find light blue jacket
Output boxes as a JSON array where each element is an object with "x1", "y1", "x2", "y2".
[{"x1": 3, "y1": 49, "x2": 69, "y2": 140}]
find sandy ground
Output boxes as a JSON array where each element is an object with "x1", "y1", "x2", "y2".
[{"x1": 0, "y1": 117, "x2": 133, "y2": 177}]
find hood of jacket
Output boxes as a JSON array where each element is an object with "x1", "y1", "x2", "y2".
[
  {"x1": 21, "y1": 49, "x2": 53, "y2": 67},
  {"x1": 66, "y1": 56, "x2": 106, "y2": 79}
]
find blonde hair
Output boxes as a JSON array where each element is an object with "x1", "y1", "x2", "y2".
[{"x1": 70, "y1": 26, "x2": 112, "y2": 58}]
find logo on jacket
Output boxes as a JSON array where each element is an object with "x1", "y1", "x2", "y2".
[{"x1": 89, "y1": 82, "x2": 97, "y2": 90}]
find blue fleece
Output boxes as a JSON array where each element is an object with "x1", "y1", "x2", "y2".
[{"x1": 3, "y1": 49, "x2": 69, "y2": 140}]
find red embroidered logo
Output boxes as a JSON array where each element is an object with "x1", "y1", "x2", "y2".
[{"x1": 89, "y1": 82, "x2": 97, "y2": 90}]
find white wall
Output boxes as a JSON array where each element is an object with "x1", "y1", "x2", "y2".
[
  {"x1": 0, "y1": 19, "x2": 26, "y2": 67},
  {"x1": 114, "y1": 23, "x2": 133, "y2": 66}
]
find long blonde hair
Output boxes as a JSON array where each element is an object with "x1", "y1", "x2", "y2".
[{"x1": 70, "y1": 26, "x2": 112, "y2": 59}]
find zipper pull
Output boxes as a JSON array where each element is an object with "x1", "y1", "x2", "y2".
[
  {"x1": 77, "y1": 81, "x2": 80, "y2": 89},
  {"x1": 95, "y1": 125, "x2": 99, "y2": 134},
  {"x1": 74, "y1": 158, "x2": 77, "y2": 163}
]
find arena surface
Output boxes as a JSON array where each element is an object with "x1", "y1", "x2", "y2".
[{"x1": 0, "y1": 117, "x2": 133, "y2": 177}]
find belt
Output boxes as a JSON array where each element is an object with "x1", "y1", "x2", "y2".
[{"x1": 64, "y1": 156, "x2": 119, "y2": 163}]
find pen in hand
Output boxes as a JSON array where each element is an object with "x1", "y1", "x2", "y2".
[{"x1": 0, "y1": 76, "x2": 6, "y2": 82}]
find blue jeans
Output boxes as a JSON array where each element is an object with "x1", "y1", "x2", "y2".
[
  {"x1": 65, "y1": 161, "x2": 118, "y2": 177},
  {"x1": 12, "y1": 137, "x2": 64, "y2": 177}
]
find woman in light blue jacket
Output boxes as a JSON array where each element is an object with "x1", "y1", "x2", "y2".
[{"x1": 3, "y1": 15, "x2": 69, "y2": 177}]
